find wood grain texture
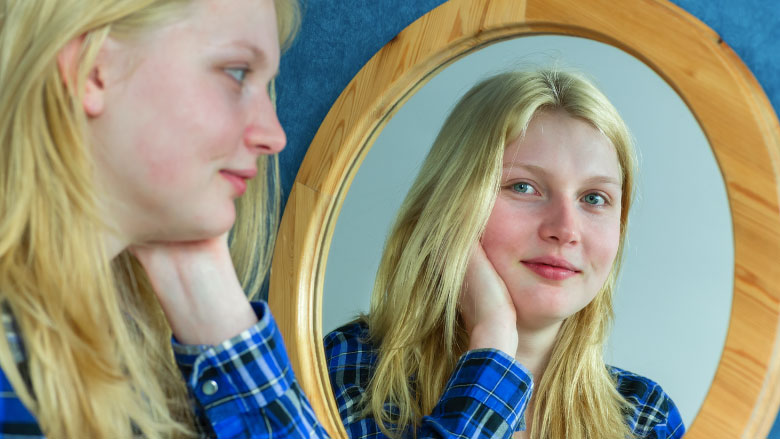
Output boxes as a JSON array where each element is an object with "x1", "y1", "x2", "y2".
[{"x1": 269, "y1": 0, "x2": 780, "y2": 437}]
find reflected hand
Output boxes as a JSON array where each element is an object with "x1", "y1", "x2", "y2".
[
  {"x1": 130, "y1": 232, "x2": 257, "y2": 345},
  {"x1": 460, "y1": 242, "x2": 518, "y2": 356}
]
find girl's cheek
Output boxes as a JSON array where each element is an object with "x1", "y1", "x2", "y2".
[{"x1": 588, "y1": 221, "x2": 621, "y2": 264}]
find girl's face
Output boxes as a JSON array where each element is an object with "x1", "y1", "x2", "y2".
[
  {"x1": 481, "y1": 110, "x2": 623, "y2": 331},
  {"x1": 87, "y1": 0, "x2": 283, "y2": 245}
]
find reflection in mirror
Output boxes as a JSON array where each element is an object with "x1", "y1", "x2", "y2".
[{"x1": 323, "y1": 35, "x2": 732, "y2": 429}]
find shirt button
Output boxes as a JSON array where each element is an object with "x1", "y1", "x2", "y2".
[{"x1": 202, "y1": 380, "x2": 219, "y2": 396}]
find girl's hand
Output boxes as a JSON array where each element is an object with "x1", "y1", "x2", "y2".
[
  {"x1": 460, "y1": 243, "x2": 518, "y2": 356},
  {"x1": 130, "y1": 232, "x2": 257, "y2": 345}
]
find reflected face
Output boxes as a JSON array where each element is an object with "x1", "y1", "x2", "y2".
[
  {"x1": 481, "y1": 110, "x2": 622, "y2": 330},
  {"x1": 89, "y1": 0, "x2": 284, "y2": 243}
]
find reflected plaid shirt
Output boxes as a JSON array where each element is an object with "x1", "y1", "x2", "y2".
[
  {"x1": 324, "y1": 321, "x2": 685, "y2": 439},
  {"x1": 0, "y1": 301, "x2": 328, "y2": 439}
]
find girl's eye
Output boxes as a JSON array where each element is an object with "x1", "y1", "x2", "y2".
[
  {"x1": 225, "y1": 67, "x2": 249, "y2": 84},
  {"x1": 583, "y1": 193, "x2": 607, "y2": 206},
  {"x1": 511, "y1": 182, "x2": 536, "y2": 194}
]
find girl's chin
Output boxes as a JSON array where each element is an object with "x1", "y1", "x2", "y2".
[
  {"x1": 148, "y1": 219, "x2": 235, "y2": 243},
  {"x1": 186, "y1": 207, "x2": 237, "y2": 238}
]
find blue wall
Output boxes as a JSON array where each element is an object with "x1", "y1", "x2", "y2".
[{"x1": 274, "y1": 1, "x2": 780, "y2": 435}]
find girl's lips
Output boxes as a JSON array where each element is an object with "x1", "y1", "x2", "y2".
[
  {"x1": 220, "y1": 170, "x2": 248, "y2": 195},
  {"x1": 222, "y1": 168, "x2": 257, "y2": 179},
  {"x1": 522, "y1": 261, "x2": 580, "y2": 281}
]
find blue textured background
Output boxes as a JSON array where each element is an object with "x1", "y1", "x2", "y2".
[{"x1": 273, "y1": 1, "x2": 780, "y2": 435}]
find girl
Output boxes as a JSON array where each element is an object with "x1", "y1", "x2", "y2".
[
  {"x1": 325, "y1": 70, "x2": 685, "y2": 439},
  {"x1": 0, "y1": 0, "x2": 326, "y2": 437}
]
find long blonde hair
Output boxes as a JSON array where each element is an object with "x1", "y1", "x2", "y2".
[
  {"x1": 0, "y1": 0, "x2": 299, "y2": 437},
  {"x1": 364, "y1": 70, "x2": 637, "y2": 439}
]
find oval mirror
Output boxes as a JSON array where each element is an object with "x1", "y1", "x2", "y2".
[{"x1": 323, "y1": 34, "x2": 733, "y2": 431}]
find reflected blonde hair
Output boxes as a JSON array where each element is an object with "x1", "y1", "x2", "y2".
[
  {"x1": 0, "y1": 0, "x2": 299, "y2": 438},
  {"x1": 364, "y1": 70, "x2": 637, "y2": 439}
]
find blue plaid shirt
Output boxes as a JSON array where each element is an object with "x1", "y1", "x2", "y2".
[
  {"x1": 0, "y1": 301, "x2": 328, "y2": 439},
  {"x1": 324, "y1": 321, "x2": 685, "y2": 439}
]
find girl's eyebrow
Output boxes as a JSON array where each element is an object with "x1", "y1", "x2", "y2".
[
  {"x1": 584, "y1": 175, "x2": 622, "y2": 187},
  {"x1": 227, "y1": 39, "x2": 266, "y2": 60},
  {"x1": 222, "y1": 39, "x2": 280, "y2": 77},
  {"x1": 502, "y1": 163, "x2": 621, "y2": 187},
  {"x1": 502, "y1": 163, "x2": 544, "y2": 171}
]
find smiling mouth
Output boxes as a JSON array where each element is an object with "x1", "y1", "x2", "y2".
[
  {"x1": 521, "y1": 260, "x2": 581, "y2": 281},
  {"x1": 220, "y1": 171, "x2": 249, "y2": 195}
]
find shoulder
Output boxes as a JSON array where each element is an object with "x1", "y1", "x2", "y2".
[
  {"x1": 323, "y1": 321, "x2": 379, "y2": 424},
  {"x1": 609, "y1": 366, "x2": 685, "y2": 439},
  {"x1": 0, "y1": 366, "x2": 44, "y2": 438},
  {"x1": 323, "y1": 320, "x2": 376, "y2": 368},
  {"x1": 0, "y1": 306, "x2": 44, "y2": 437}
]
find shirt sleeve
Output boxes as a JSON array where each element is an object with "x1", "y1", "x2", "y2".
[
  {"x1": 613, "y1": 366, "x2": 686, "y2": 439},
  {"x1": 651, "y1": 400, "x2": 685, "y2": 439},
  {"x1": 421, "y1": 349, "x2": 532, "y2": 438},
  {"x1": 173, "y1": 301, "x2": 329, "y2": 439},
  {"x1": 325, "y1": 323, "x2": 532, "y2": 439}
]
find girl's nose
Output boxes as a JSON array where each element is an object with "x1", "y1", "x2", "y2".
[
  {"x1": 244, "y1": 95, "x2": 286, "y2": 155},
  {"x1": 538, "y1": 199, "x2": 580, "y2": 245}
]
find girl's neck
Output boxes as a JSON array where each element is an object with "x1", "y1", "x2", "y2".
[
  {"x1": 98, "y1": 195, "x2": 130, "y2": 259},
  {"x1": 514, "y1": 321, "x2": 562, "y2": 383},
  {"x1": 513, "y1": 323, "x2": 562, "y2": 439}
]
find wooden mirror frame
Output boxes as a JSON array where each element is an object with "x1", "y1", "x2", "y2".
[{"x1": 269, "y1": 0, "x2": 780, "y2": 437}]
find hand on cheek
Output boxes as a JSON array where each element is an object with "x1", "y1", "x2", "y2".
[
  {"x1": 129, "y1": 232, "x2": 258, "y2": 345},
  {"x1": 459, "y1": 242, "x2": 518, "y2": 356}
]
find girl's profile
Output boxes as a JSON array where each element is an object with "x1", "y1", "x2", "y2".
[{"x1": 0, "y1": 0, "x2": 328, "y2": 437}]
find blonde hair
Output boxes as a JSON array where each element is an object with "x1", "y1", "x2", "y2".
[
  {"x1": 363, "y1": 70, "x2": 637, "y2": 439},
  {"x1": 0, "y1": 0, "x2": 299, "y2": 438}
]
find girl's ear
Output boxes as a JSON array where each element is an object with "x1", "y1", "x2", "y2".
[{"x1": 57, "y1": 36, "x2": 106, "y2": 117}]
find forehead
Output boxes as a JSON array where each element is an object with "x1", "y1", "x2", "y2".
[
  {"x1": 503, "y1": 110, "x2": 621, "y2": 181},
  {"x1": 173, "y1": 0, "x2": 281, "y2": 60}
]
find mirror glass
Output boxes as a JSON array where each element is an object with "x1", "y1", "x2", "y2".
[{"x1": 322, "y1": 35, "x2": 733, "y2": 428}]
